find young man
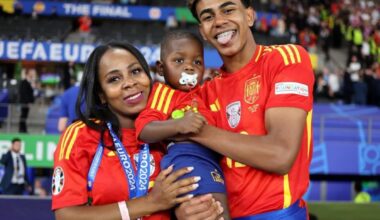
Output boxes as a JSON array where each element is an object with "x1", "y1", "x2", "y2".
[{"x1": 178, "y1": 0, "x2": 315, "y2": 219}]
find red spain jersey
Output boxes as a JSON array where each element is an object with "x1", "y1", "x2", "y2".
[
  {"x1": 135, "y1": 82, "x2": 215, "y2": 140},
  {"x1": 199, "y1": 44, "x2": 314, "y2": 218},
  {"x1": 51, "y1": 121, "x2": 170, "y2": 220}
]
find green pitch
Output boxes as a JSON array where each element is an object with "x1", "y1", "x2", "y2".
[{"x1": 308, "y1": 202, "x2": 380, "y2": 220}]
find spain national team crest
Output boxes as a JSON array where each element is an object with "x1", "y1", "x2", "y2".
[
  {"x1": 133, "y1": 153, "x2": 156, "y2": 176},
  {"x1": 245, "y1": 76, "x2": 261, "y2": 104},
  {"x1": 226, "y1": 101, "x2": 241, "y2": 128},
  {"x1": 52, "y1": 167, "x2": 64, "y2": 196}
]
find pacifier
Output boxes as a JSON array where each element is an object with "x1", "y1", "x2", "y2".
[{"x1": 179, "y1": 72, "x2": 198, "y2": 88}]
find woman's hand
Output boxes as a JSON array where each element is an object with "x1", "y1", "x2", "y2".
[
  {"x1": 146, "y1": 165, "x2": 200, "y2": 212},
  {"x1": 175, "y1": 194, "x2": 224, "y2": 220}
]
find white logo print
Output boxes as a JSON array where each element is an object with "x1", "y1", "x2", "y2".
[
  {"x1": 52, "y1": 167, "x2": 65, "y2": 196},
  {"x1": 226, "y1": 101, "x2": 241, "y2": 128},
  {"x1": 275, "y1": 82, "x2": 309, "y2": 97}
]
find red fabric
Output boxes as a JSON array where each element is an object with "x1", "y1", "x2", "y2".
[
  {"x1": 135, "y1": 82, "x2": 215, "y2": 143},
  {"x1": 52, "y1": 122, "x2": 169, "y2": 220},
  {"x1": 199, "y1": 44, "x2": 314, "y2": 218}
]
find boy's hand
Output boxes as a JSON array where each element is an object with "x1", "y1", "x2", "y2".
[{"x1": 176, "y1": 111, "x2": 207, "y2": 134}]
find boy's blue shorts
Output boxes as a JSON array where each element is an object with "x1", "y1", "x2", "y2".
[{"x1": 160, "y1": 142, "x2": 226, "y2": 195}]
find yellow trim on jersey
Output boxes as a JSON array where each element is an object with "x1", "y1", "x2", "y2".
[
  {"x1": 263, "y1": 46, "x2": 273, "y2": 52},
  {"x1": 290, "y1": 44, "x2": 301, "y2": 63},
  {"x1": 210, "y1": 99, "x2": 220, "y2": 112},
  {"x1": 284, "y1": 45, "x2": 296, "y2": 64},
  {"x1": 210, "y1": 104, "x2": 218, "y2": 112},
  {"x1": 255, "y1": 45, "x2": 263, "y2": 62},
  {"x1": 215, "y1": 99, "x2": 220, "y2": 110},
  {"x1": 65, "y1": 123, "x2": 85, "y2": 160},
  {"x1": 307, "y1": 110, "x2": 313, "y2": 158},
  {"x1": 156, "y1": 86, "x2": 169, "y2": 111},
  {"x1": 150, "y1": 83, "x2": 163, "y2": 109},
  {"x1": 276, "y1": 47, "x2": 290, "y2": 66},
  {"x1": 283, "y1": 174, "x2": 292, "y2": 208},
  {"x1": 163, "y1": 89, "x2": 175, "y2": 114},
  {"x1": 107, "y1": 151, "x2": 116, "y2": 157},
  {"x1": 276, "y1": 45, "x2": 303, "y2": 66},
  {"x1": 235, "y1": 162, "x2": 246, "y2": 167},
  {"x1": 59, "y1": 121, "x2": 82, "y2": 160},
  {"x1": 226, "y1": 158, "x2": 233, "y2": 168}
]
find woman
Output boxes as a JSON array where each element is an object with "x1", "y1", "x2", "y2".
[{"x1": 52, "y1": 42, "x2": 221, "y2": 220}]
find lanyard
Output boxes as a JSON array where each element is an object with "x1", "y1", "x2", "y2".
[{"x1": 87, "y1": 122, "x2": 150, "y2": 200}]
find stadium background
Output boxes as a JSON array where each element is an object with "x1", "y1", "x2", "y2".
[{"x1": 0, "y1": 0, "x2": 379, "y2": 219}]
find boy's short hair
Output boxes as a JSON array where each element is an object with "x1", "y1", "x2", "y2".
[
  {"x1": 160, "y1": 30, "x2": 203, "y2": 60},
  {"x1": 187, "y1": 0, "x2": 253, "y2": 22}
]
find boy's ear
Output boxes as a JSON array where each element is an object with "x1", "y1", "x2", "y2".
[{"x1": 156, "y1": 61, "x2": 164, "y2": 76}]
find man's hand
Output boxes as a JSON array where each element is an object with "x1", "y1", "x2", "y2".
[{"x1": 175, "y1": 194, "x2": 224, "y2": 220}]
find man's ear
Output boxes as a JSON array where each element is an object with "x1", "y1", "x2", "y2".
[
  {"x1": 199, "y1": 25, "x2": 207, "y2": 41},
  {"x1": 246, "y1": 7, "x2": 256, "y2": 27},
  {"x1": 156, "y1": 60, "x2": 165, "y2": 76}
]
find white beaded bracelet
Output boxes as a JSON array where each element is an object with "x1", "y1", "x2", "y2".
[{"x1": 118, "y1": 201, "x2": 130, "y2": 220}]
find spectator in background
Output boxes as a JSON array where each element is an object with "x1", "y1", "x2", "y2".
[
  {"x1": 361, "y1": 36, "x2": 372, "y2": 68},
  {"x1": 57, "y1": 86, "x2": 80, "y2": 133},
  {"x1": 288, "y1": 22, "x2": 299, "y2": 44},
  {"x1": 0, "y1": 138, "x2": 31, "y2": 195},
  {"x1": 57, "y1": 71, "x2": 83, "y2": 132},
  {"x1": 78, "y1": 12, "x2": 92, "y2": 43},
  {"x1": 62, "y1": 61, "x2": 75, "y2": 90},
  {"x1": 18, "y1": 69, "x2": 35, "y2": 133},
  {"x1": 50, "y1": 6, "x2": 58, "y2": 18},
  {"x1": 314, "y1": 73, "x2": 328, "y2": 102},
  {"x1": 33, "y1": 178, "x2": 48, "y2": 197},
  {"x1": 299, "y1": 27, "x2": 317, "y2": 52},
  {"x1": 364, "y1": 67, "x2": 377, "y2": 106},
  {"x1": 326, "y1": 68, "x2": 341, "y2": 101},
  {"x1": 352, "y1": 70, "x2": 368, "y2": 105},
  {"x1": 165, "y1": 13, "x2": 178, "y2": 30},
  {"x1": 13, "y1": 1, "x2": 23, "y2": 16},
  {"x1": 319, "y1": 21, "x2": 331, "y2": 62}
]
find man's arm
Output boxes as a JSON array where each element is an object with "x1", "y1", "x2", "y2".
[
  {"x1": 190, "y1": 107, "x2": 306, "y2": 175},
  {"x1": 0, "y1": 151, "x2": 9, "y2": 165}
]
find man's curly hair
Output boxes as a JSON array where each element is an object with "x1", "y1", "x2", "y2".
[{"x1": 187, "y1": 0, "x2": 253, "y2": 22}]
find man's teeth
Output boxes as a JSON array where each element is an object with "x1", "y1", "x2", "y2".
[
  {"x1": 127, "y1": 93, "x2": 140, "y2": 100},
  {"x1": 217, "y1": 31, "x2": 234, "y2": 44}
]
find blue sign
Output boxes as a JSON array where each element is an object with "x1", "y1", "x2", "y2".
[
  {"x1": 0, "y1": 40, "x2": 222, "y2": 67},
  {"x1": 19, "y1": 1, "x2": 175, "y2": 21}
]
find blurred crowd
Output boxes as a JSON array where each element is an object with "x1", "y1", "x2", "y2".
[{"x1": 253, "y1": 0, "x2": 380, "y2": 106}]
